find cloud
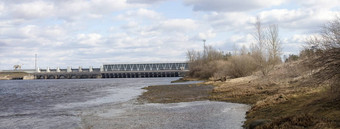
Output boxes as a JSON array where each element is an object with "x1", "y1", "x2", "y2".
[
  {"x1": 77, "y1": 33, "x2": 104, "y2": 46},
  {"x1": 3, "y1": 0, "x2": 132, "y2": 21},
  {"x1": 203, "y1": 12, "x2": 255, "y2": 32},
  {"x1": 126, "y1": 0, "x2": 168, "y2": 4},
  {"x1": 0, "y1": 3, "x2": 5, "y2": 16},
  {"x1": 229, "y1": 34, "x2": 254, "y2": 48},
  {"x1": 9, "y1": 1, "x2": 55, "y2": 19},
  {"x1": 198, "y1": 30, "x2": 216, "y2": 40},
  {"x1": 259, "y1": 9, "x2": 338, "y2": 32},
  {"x1": 156, "y1": 19, "x2": 198, "y2": 32},
  {"x1": 183, "y1": 0, "x2": 286, "y2": 12},
  {"x1": 90, "y1": 0, "x2": 129, "y2": 13},
  {"x1": 295, "y1": 0, "x2": 340, "y2": 9},
  {"x1": 117, "y1": 8, "x2": 162, "y2": 21}
]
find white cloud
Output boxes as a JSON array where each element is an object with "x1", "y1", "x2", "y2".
[
  {"x1": 259, "y1": 9, "x2": 337, "y2": 31},
  {"x1": 0, "y1": 3, "x2": 5, "y2": 16},
  {"x1": 229, "y1": 34, "x2": 254, "y2": 48},
  {"x1": 117, "y1": 8, "x2": 162, "y2": 21},
  {"x1": 184, "y1": 0, "x2": 286, "y2": 12},
  {"x1": 126, "y1": 0, "x2": 168, "y2": 4},
  {"x1": 91, "y1": 0, "x2": 129, "y2": 13},
  {"x1": 295, "y1": 0, "x2": 340, "y2": 9},
  {"x1": 77, "y1": 33, "x2": 104, "y2": 46},
  {"x1": 136, "y1": 8, "x2": 162, "y2": 19},
  {"x1": 156, "y1": 19, "x2": 198, "y2": 32},
  {"x1": 198, "y1": 30, "x2": 216, "y2": 40},
  {"x1": 3, "y1": 0, "x2": 133, "y2": 21},
  {"x1": 10, "y1": 1, "x2": 55, "y2": 19},
  {"x1": 203, "y1": 12, "x2": 255, "y2": 32}
]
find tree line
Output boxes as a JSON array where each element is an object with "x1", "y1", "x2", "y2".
[{"x1": 187, "y1": 17, "x2": 282, "y2": 80}]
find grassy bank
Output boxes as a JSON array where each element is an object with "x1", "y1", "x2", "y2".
[
  {"x1": 139, "y1": 62, "x2": 340, "y2": 128},
  {"x1": 208, "y1": 62, "x2": 340, "y2": 128}
]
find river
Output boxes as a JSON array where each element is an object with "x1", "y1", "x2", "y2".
[{"x1": 0, "y1": 78, "x2": 249, "y2": 129}]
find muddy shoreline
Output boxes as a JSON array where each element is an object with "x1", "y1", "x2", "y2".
[{"x1": 138, "y1": 83, "x2": 214, "y2": 103}]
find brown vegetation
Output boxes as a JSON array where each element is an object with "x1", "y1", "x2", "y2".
[
  {"x1": 189, "y1": 16, "x2": 340, "y2": 128},
  {"x1": 209, "y1": 59, "x2": 339, "y2": 128},
  {"x1": 187, "y1": 17, "x2": 282, "y2": 80},
  {"x1": 302, "y1": 16, "x2": 340, "y2": 101}
]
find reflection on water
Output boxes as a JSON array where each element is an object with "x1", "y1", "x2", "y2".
[{"x1": 0, "y1": 78, "x2": 249, "y2": 129}]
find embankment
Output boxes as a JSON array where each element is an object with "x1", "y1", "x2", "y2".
[{"x1": 0, "y1": 72, "x2": 29, "y2": 80}]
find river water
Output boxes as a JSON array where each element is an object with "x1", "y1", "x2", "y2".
[{"x1": 0, "y1": 78, "x2": 249, "y2": 129}]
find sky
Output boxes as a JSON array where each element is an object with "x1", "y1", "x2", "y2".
[{"x1": 0, "y1": 0, "x2": 339, "y2": 70}]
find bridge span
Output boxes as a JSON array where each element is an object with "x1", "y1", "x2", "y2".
[{"x1": 33, "y1": 62, "x2": 189, "y2": 79}]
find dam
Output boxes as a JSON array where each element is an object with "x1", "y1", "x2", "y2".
[{"x1": 32, "y1": 62, "x2": 189, "y2": 79}]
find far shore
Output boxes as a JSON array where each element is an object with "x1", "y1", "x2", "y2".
[{"x1": 0, "y1": 72, "x2": 30, "y2": 80}]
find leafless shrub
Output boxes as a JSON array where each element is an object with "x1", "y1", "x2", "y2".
[
  {"x1": 187, "y1": 45, "x2": 259, "y2": 79},
  {"x1": 305, "y1": 16, "x2": 340, "y2": 99},
  {"x1": 186, "y1": 46, "x2": 225, "y2": 79},
  {"x1": 225, "y1": 55, "x2": 258, "y2": 78},
  {"x1": 211, "y1": 55, "x2": 258, "y2": 80}
]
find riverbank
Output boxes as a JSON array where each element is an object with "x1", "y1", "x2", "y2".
[
  {"x1": 209, "y1": 75, "x2": 339, "y2": 128},
  {"x1": 139, "y1": 62, "x2": 340, "y2": 128}
]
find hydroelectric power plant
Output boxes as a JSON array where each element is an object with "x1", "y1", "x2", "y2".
[{"x1": 31, "y1": 62, "x2": 188, "y2": 79}]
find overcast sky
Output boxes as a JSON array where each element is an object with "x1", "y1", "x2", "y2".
[{"x1": 0, "y1": 0, "x2": 339, "y2": 70}]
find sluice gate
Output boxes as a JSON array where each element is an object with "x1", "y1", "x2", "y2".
[{"x1": 101, "y1": 71, "x2": 183, "y2": 78}]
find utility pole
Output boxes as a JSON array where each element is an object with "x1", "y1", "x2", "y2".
[
  {"x1": 203, "y1": 39, "x2": 206, "y2": 58},
  {"x1": 35, "y1": 54, "x2": 37, "y2": 71}
]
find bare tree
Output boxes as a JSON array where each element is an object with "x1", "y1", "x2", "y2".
[
  {"x1": 265, "y1": 24, "x2": 282, "y2": 65},
  {"x1": 251, "y1": 17, "x2": 282, "y2": 75},
  {"x1": 240, "y1": 45, "x2": 248, "y2": 55},
  {"x1": 253, "y1": 16, "x2": 266, "y2": 53},
  {"x1": 251, "y1": 17, "x2": 267, "y2": 75},
  {"x1": 321, "y1": 16, "x2": 340, "y2": 49}
]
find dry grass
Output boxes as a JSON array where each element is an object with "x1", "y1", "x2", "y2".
[
  {"x1": 258, "y1": 114, "x2": 336, "y2": 129},
  {"x1": 207, "y1": 60, "x2": 340, "y2": 128}
]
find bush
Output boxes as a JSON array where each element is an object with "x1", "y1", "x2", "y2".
[
  {"x1": 186, "y1": 46, "x2": 225, "y2": 79},
  {"x1": 304, "y1": 16, "x2": 340, "y2": 99},
  {"x1": 187, "y1": 46, "x2": 259, "y2": 80},
  {"x1": 285, "y1": 54, "x2": 299, "y2": 63},
  {"x1": 225, "y1": 55, "x2": 258, "y2": 78}
]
